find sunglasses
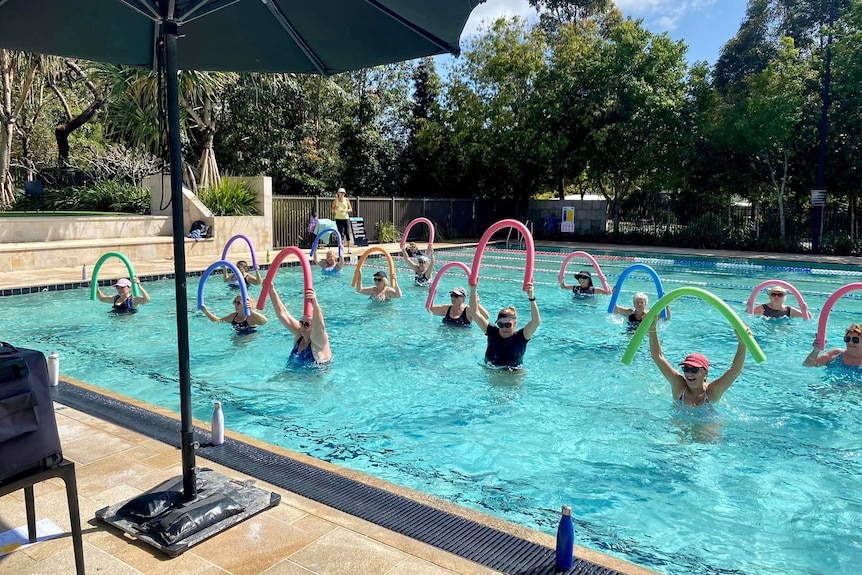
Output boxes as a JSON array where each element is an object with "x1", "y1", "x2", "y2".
[
  {"x1": 496, "y1": 321, "x2": 513, "y2": 328},
  {"x1": 233, "y1": 300, "x2": 243, "y2": 305},
  {"x1": 449, "y1": 292, "x2": 464, "y2": 297},
  {"x1": 681, "y1": 366, "x2": 701, "y2": 374},
  {"x1": 769, "y1": 292, "x2": 786, "y2": 297},
  {"x1": 300, "y1": 321, "x2": 312, "y2": 328},
  {"x1": 373, "y1": 277, "x2": 384, "y2": 282},
  {"x1": 844, "y1": 336, "x2": 861, "y2": 344}
]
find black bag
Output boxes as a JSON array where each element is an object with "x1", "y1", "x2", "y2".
[{"x1": 0, "y1": 343, "x2": 63, "y2": 481}]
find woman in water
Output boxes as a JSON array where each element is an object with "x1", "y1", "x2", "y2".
[
  {"x1": 469, "y1": 283, "x2": 540, "y2": 369},
  {"x1": 429, "y1": 286, "x2": 489, "y2": 327},
  {"x1": 201, "y1": 294, "x2": 267, "y2": 336},
  {"x1": 402, "y1": 245, "x2": 434, "y2": 287},
  {"x1": 614, "y1": 292, "x2": 670, "y2": 331},
  {"x1": 269, "y1": 286, "x2": 332, "y2": 365},
  {"x1": 355, "y1": 269, "x2": 402, "y2": 302},
  {"x1": 95, "y1": 277, "x2": 150, "y2": 314},
  {"x1": 752, "y1": 285, "x2": 810, "y2": 319},
  {"x1": 223, "y1": 260, "x2": 262, "y2": 287},
  {"x1": 317, "y1": 249, "x2": 344, "y2": 277},
  {"x1": 559, "y1": 270, "x2": 613, "y2": 298},
  {"x1": 648, "y1": 322, "x2": 749, "y2": 406},
  {"x1": 804, "y1": 324, "x2": 862, "y2": 368}
]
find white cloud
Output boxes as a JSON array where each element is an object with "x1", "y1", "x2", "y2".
[
  {"x1": 616, "y1": 0, "x2": 717, "y2": 31},
  {"x1": 461, "y1": 0, "x2": 536, "y2": 38}
]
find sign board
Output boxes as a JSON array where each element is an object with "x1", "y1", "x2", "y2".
[
  {"x1": 349, "y1": 217, "x2": 368, "y2": 246},
  {"x1": 810, "y1": 189, "x2": 826, "y2": 207},
  {"x1": 561, "y1": 206, "x2": 575, "y2": 233}
]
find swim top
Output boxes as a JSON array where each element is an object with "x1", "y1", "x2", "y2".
[
  {"x1": 762, "y1": 305, "x2": 791, "y2": 318},
  {"x1": 678, "y1": 388, "x2": 711, "y2": 406},
  {"x1": 484, "y1": 325, "x2": 529, "y2": 369},
  {"x1": 442, "y1": 305, "x2": 470, "y2": 327},
  {"x1": 231, "y1": 314, "x2": 256, "y2": 336},
  {"x1": 414, "y1": 272, "x2": 430, "y2": 287},
  {"x1": 288, "y1": 337, "x2": 316, "y2": 366},
  {"x1": 321, "y1": 265, "x2": 341, "y2": 277},
  {"x1": 627, "y1": 312, "x2": 642, "y2": 332},
  {"x1": 111, "y1": 295, "x2": 137, "y2": 314},
  {"x1": 572, "y1": 285, "x2": 595, "y2": 298}
]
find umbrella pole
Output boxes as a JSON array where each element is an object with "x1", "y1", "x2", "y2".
[{"x1": 164, "y1": 24, "x2": 197, "y2": 500}]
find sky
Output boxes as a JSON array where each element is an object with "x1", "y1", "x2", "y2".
[{"x1": 456, "y1": 0, "x2": 750, "y2": 65}]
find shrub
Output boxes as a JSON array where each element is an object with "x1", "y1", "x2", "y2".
[
  {"x1": 14, "y1": 180, "x2": 150, "y2": 213},
  {"x1": 376, "y1": 221, "x2": 401, "y2": 243},
  {"x1": 198, "y1": 179, "x2": 258, "y2": 216}
]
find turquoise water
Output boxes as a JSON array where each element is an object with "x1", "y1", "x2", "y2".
[{"x1": 2, "y1": 247, "x2": 861, "y2": 575}]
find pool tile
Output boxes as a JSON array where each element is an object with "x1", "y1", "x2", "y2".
[{"x1": 288, "y1": 527, "x2": 407, "y2": 575}]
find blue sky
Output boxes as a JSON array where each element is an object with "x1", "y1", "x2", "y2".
[{"x1": 456, "y1": 0, "x2": 749, "y2": 65}]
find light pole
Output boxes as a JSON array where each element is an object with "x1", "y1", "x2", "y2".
[{"x1": 812, "y1": 0, "x2": 836, "y2": 253}]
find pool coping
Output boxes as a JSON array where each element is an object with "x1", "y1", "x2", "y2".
[{"x1": 53, "y1": 376, "x2": 658, "y2": 575}]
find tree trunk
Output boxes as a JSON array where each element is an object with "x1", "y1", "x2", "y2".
[{"x1": 0, "y1": 121, "x2": 13, "y2": 207}]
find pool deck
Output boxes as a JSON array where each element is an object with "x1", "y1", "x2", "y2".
[{"x1": 0, "y1": 240, "x2": 858, "y2": 575}]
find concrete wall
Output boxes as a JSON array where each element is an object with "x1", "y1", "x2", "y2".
[
  {"x1": 528, "y1": 199, "x2": 608, "y2": 234},
  {"x1": 0, "y1": 215, "x2": 172, "y2": 243}
]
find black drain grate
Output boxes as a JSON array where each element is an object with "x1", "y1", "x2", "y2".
[{"x1": 54, "y1": 382, "x2": 629, "y2": 575}]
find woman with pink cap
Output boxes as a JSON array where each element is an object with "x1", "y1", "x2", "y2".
[
  {"x1": 95, "y1": 277, "x2": 150, "y2": 314},
  {"x1": 647, "y1": 322, "x2": 749, "y2": 406}
]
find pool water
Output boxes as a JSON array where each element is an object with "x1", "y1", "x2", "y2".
[{"x1": 2, "y1": 247, "x2": 861, "y2": 575}]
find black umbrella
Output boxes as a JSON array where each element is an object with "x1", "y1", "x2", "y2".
[{"x1": 0, "y1": 0, "x2": 481, "y2": 553}]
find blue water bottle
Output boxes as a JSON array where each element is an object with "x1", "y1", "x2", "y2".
[{"x1": 555, "y1": 504, "x2": 574, "y2": 571}]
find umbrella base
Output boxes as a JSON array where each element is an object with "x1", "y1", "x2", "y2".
[{"x1": 95, "y1": 468, "x2": 280, "y2": 557}]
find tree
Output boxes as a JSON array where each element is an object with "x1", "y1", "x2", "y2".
[
  {"x1": 47, "y1": 59, "x2": 106, "y2": 166},
  {"x1": 0, "y1": 50, "x2": 40, "y2": 206}
]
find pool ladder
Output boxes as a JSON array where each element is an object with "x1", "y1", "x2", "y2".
[{"x1": 505, "y1": 220, "x2": 533, "y2": 250}]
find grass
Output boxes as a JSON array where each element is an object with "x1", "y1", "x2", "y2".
[{"x1": 0, "y1": 211, "x2": 125, "y2": 217}]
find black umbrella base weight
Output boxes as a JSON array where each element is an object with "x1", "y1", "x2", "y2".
[{"x1": 95, "y1": 468, "x2": 280, "y2": 557}]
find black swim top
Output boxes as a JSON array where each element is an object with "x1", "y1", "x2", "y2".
[
  {"x1": 627, "y1": 312, "x2": 642, "y2": 332},
  {"x1": 288, "y1": 337, "x2": 316, "y2": 365},
  {"x1": 231, "y1": 315, "x2": 256, "y2": 335},
  {"x1": 414, "y1": 272, "x2": 430, "y2": 287},
  {"x1": 572, "y1": 285, "x2": 595, "y2": 298},
  {"x1": 442, "y1": 305, "x2": 470, "y2": 327},
  {"x1": 111, "y1": 295, "x2": 137, "y2": 314},
  {"x1": 762, "y1": 305, "x2": 791, "y2": 318},
  {"x1": 484, "y1": 325, "x2": 529, "y2": 369}
]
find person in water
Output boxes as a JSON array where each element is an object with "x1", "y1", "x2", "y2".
[
  {"x1": 614, "y1": 292, "x2": 670, "y2": 331},
  {"x1": 201, "y1": 294, "x2": 267, "y2": 336},
  {"x1": 317, "y1": 249, "x2": 344, "y2": 276},
  {"x1": 355, "y1": 269, "x2": 402, "y2": 302},
  {"x1": 402, "y1": 246, "x2": 434, "y2": 287},
  {"x1": 469, "y1": 282, "x2": 540, "y2": 369},
  {"x1": 752, "y1": 285, "x2": 811, "y2": 319},
  {"x1": 804, "y1": 323, "x2": 862, "y2": 368},
  {"x1": 428, "y1": 286, "x2": 489, "y2": 327},
  {"x1": 648, "y1": 322, "x2": 750, "y2": 406},
  {"x1": 269, "y1": 286, "x2": 332, "y2": 365},
  {"x1": 559, "y1": 270, "x2": 613, "y2": 298},
  {"x1": 95, "y1": 277, "x2": 150, "y2": 314},
  {"x1": 223, "y1": 260, "x2": 262, "y2": 287}
]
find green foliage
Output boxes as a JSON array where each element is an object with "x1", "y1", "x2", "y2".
[
  {"x1": 376, "y1": 221, "x2": 402, "y2": 243},
  {"x1": 197, "y1": 179, "x2": 258, "y2": 216},
  {"x1": 14, "y1": 180, "x2": 150, "y2": 214}
]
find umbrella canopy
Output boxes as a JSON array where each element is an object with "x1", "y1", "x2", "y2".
[
  {"x1": 0, "y1": 0, "x2": 482, "y2": 501},
  {"x1": 0, "y1": 0, "x2": 479, "y2": 73}
]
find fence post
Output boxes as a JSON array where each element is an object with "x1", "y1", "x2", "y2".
[{"x1": 391, "y1": 196, "x2": 396, "y2": 227}]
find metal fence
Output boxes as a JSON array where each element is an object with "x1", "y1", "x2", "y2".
[{"x1": 272, "y1": 196, "x2": 519, "y2": 249}]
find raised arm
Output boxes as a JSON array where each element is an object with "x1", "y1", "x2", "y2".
[
  {"x1": 94, "y1": 283, "x2": 114, "y2": 303},
  {"x1": 269, "y1": 286, "x2": 301, "y2": 336},
  {"x1": 559, "y1": 278, "x2": 573, "y2": 290},
  {"x1": 247, "y1": 270, "x2": 262, "y2": 286},
  {"x1": 789, "y1": 305, "x2": 811, "y2": 319},
  {"x1": 648, "y1": 324, "x2": 684, "y2": 395},
  {"x1": 336, "y1": 255, "x2": 344, "y2": 272},
  {"x1": 469, "y1": 284, "x2": 489, "y2": 334},
  {"x1": 706, "y1": 330, "x2": 749, "y2": 402},
  {"x1": 614, "y1": 304, "x2": 633, "y2": 317},
  {"x1": 388, "y1": 277, "x2": 403, "y2": 299},
  {"x1": 401, "y1": 249, "x2": 420, "y2": 272},
  {"x1": 803, "y1": 338, "x2": 841, "y2": 367},
  {"x1": 244, "y1": 295, "x2": 267, "y2": 326},
  {"x1": 306, "y1": 289, "x2": 331, "y2": 357},
  {"x1": 133, "y1": 277, "x2": 150, "y2": 304},
  {"x1": 522, "y1": 283, "x2": 541, "y2": 340},
  {"x1": 355, "y1": 269, "x2": 374, "y2": 295}
]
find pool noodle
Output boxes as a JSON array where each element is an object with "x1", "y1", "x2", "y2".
[
  {"x1": 815, "y1": 282, "x2": 862, "y2": 350},
  {"x1": 198, "y1": 260, "x2": 250, "y2": 316},
  {"x1": 256, "y1": 246, "x2": 314, "y2": 318},
  {"x1": 309, "y1": 228, "x2": 343, "y2": 259},
  {"x1": 401, "y1": 218, "x2": 436, "y2": 265},
  {"x1": 558, "y1": 251, "x2": 610, "y2": 293},
  {"x1": 221, "y1": 234, "x2": 258, "y2": 270},
  {"x1": 606, "y1": 264, "x2": 667, "y2": 319},
  {"x1": 745, "y1": 279, "x2": 810, "y2": 319},
  {"x1": 89, "y1": 251, "x2": 140, "y2": 299},
  {"x1": 469, "y1": 219, "x2": 534, "y2": 290},
  {"x1": 425, "y1": 261, "x2": 473, "y2": 311},
  {"x1": 621, "y1": 286, "x2": 766, "y2": 365},
  {"x1": 351, "y1": 247, "x2": 397, "y2": 288}
]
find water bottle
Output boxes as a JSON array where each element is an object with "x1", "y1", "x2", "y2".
[
  {"x1": 266, "y1": 250, "x2": 270, "y2": 263},
  {"x1": 554, "y1": 505, "x2": 574, "y2": 571},
  {"x1": 211, "y1": 401, "x2": 224, "y2": 446},
  {"x1": 81, "y1": 264, "x2": 87, "y2": 280},
  {"x1": 47, "y1": 351, "x2": 60, "y2": 387}
]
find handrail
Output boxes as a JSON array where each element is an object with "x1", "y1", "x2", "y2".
[{"x1": 505, "y1": 219, "x2": 533, "y2": 250}]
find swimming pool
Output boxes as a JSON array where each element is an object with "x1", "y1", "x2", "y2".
[{"x1": 2, "y1": 247, "x2": 860, "y2": 575}]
